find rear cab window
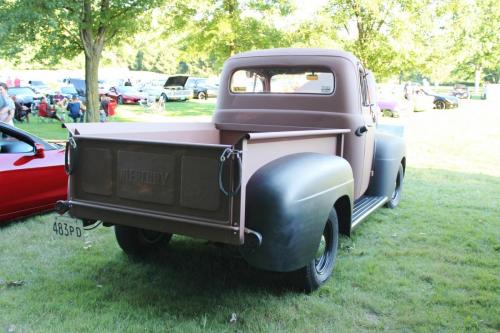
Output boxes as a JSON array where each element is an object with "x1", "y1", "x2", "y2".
[{"x1": 230, "y1": 67, "x2": 334, "y2": 95}]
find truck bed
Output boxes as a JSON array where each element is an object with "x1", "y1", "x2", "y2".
[{"x1": 64, "y1": 122, "x2": 349, "y2": 245}]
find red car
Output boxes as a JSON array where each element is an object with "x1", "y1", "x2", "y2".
[
  {"x1": 106, "y1": 86, "x2": 146, "y2": 104},
  {"x1": 0, "y1": 123, "x2": 67, "y2": 222}
]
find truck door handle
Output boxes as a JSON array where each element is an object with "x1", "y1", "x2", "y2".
[{"x1": 355, "y1": 126, "x2": 368, "y2": 136}]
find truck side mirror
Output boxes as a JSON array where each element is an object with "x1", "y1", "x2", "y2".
[{"x1": 34, "y1": 143, "x2": 45, "y2": 158}]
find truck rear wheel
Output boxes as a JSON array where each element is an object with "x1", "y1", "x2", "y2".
[
  {"x1": 293, "y1": 210, "x2": 339, "y2": 293},
  {"x1": 385, "y1": 163, "x2": 404, "y2": 209},
  {"x1": 114, "y1": 225, "x2": 172, "y2": 257}
]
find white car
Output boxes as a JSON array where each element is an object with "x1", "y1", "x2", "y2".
[
  {"x1": 162, "y1": 76, "x2": 192, "y2": 101},
  {"x1": 139, "y1": 78, "x2": 191, "y2": 102}
]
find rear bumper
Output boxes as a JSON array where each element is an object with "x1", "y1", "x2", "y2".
[{"x1": 66, "y1": 199, "x2": 243, "y2": 245}]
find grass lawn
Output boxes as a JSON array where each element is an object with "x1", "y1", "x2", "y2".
[
  {"x1": 16, "y1": 99, "x2": 216, "y2": 141},
  {"x1": 1, "y1": 100, "x2": 499, "y2": 332}
]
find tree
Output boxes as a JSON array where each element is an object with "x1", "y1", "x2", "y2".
[
  {"x1": 450, "y1": 0, "x2": 500, "y2": 92},
  {"x1": 314, "y1": 0, "x2": 460, "y2": 82},
  {"x1": 169, "y1": 0, "x2": 295, "y2": 72},
  {"x1": 122, "y1": 29, "x2": 185, "y2": 75},
  {"x1": 319, "y1": 0, "x2": 416, "y2": 80},
  {"x1": 0, "y1": 0, "x2": 164, "y2": 121}
]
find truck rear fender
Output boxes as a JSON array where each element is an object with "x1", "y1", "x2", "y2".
[
  {"x1": 334, "y1": 195, "x2": 352, "y2": 236},
  {"x1": 366, "y1": 131, "x2": 406, "y2": 198},
  {"x1": 241, "y1": 153, "x2": 354, "y2": 272}
]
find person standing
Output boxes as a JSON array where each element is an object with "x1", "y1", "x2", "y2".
[
  {"x1": 99, "y1": 95, "x2": 110, "y2": 122},
  {"x1": 52, "y1": 91, "x2": 65, "y2": 104},
  {"x1": 0, "y1": 82, "x2": 15, "y2": 126}
]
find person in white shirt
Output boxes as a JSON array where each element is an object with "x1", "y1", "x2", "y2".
[{"x1": 0, "y1": 82, "x2": 15, "y2": 126}]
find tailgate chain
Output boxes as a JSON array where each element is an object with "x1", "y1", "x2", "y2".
[
  {"x1": 218, "y1": 147, "x2": 242, "y2": 196},
  {"x1": 64, "y1": 136, "x2": 78, "y2": 175}
]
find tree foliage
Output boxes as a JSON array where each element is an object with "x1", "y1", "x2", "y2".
[
  {"x1": 0, "y1": 0, "x2": 497, "y2": 89},
  {"x1": 448, "y1": 0, "x2": 500, "y2": 86},
  {"x1": 318, "y1": 0, "x2": 448, "y2": 81},
  {"x1": 172, "y1": 0, "x2": 295, "y2": 72},
  {"x1": 0, "y1": 0, "x2": 165, "y2": 121}
]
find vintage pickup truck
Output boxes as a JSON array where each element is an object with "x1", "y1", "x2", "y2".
[{"x1": 57, "y1": 48, "x2": 406, "y2": 292}]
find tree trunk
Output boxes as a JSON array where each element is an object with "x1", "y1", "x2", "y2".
[
  {"x1": 474, "y1": 65, "x2": 481, "y2": 96},
  {"x1": 80, "y1": 0, "x2": 104, "y2": 123},
  {"x1": 85, "y1": 53, "x2": 100, "y2": 122}
]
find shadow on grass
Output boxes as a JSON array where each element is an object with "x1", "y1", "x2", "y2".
[{"x1": 48, "y1": 237, "x2": 298, "y2": 322}]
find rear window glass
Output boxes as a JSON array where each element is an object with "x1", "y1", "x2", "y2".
[{"x1": 230, "y1": 67, "x2": 334, "y2": 95}]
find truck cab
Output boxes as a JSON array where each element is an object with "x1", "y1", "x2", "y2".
[{"x1": 214, "y1": 49, "x2": 381, "y2": 200}]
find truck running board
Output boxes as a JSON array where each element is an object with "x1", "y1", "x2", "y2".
[{"x1": 352, "y1": 196, "x2": 387, "y2": 228}]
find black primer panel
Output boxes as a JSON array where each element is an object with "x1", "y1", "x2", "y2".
[
  {"x1": 180, "y1": 156, "x2": 220, "y2": 211},
  {"x1": 81, "y1": 148, "x2": 113, "y2": 196}
]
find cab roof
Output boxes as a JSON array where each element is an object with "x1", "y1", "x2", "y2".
[{"x1": 229, "y1": 48, "x2": 360, "y2": 65}]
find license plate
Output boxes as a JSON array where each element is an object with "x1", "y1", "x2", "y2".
[{"x1": 52, "y1": 215, "x2": 85, "y2": 240}]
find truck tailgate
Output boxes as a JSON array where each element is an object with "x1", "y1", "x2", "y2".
[{"x1": 67, "y1": 135, "x2": 240, "y2": 244}]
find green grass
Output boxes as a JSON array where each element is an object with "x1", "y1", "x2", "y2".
[{"x1": 2, "y1": 100, "x2": 499, "y2": 332}]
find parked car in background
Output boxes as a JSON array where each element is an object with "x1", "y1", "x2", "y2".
[
  {"x1": 62, "y1": 78, "x2": 87, "y2": 102},
  {"x1": 423, "y1": 88, "x2": 459, "y2": 109},
  {"x1": 185, "y1": 77, "x2": 218, "y2": 99},
  {"x1": 451, "y1": 84, "x2": 470, "y2": 99},
  {"x1": 378, "y1": 98, "x2": 402, "y2": 117},
  {"x1": 106, "y1": 86, "x2": 146, "y2": 104},
  {"x1": 162, "y1": 75, "x2": 192, "y2": 101},
  {"x1": 98, "y1": 79, "x2": 117, "y2": 92},
  {"x1": 29, "y1": 80, "x2": 54, "y2": 96},
  {"x1": 59, "y1": 85, "x2": 79, "y2": 99},
  {"x1": 47, "y1": 85, "x2": 79, "y2": 104},
  {"x1": 413, "y1": 89, "x2": 435, "y2": 112},
  {"x1": 375, "y1": 83, "x2": 406, "y2": 117},
  {"x1": 139, "y1": 86, "x2": 163, "y2": 103},
  {"x1": 0, "y1": 123, "x2": 67, "y2": 223},
  {"x1": 7, "y1": 86, "x2": 43, "y2": 110}
]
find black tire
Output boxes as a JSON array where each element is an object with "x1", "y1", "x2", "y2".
[
  {"x1": 435, "y1": 100, "x2": 446, "y2": 109},
  {"x1": 293, "y1": 210, "x2": 339, "y2": 293},
  {"x1": 382, "y1": 109, "x2": 393, "y2": 117},
  {"x1": 385, "y1": 163, "x2": 404, "y2": 209},
  {"x1": 117, "y1": 95, "x2": 123, "y2": 105},
  {"x1": 160, "y1": 94, "x2": 168, "y2": 103},
  {"x1": 115, "y1": 225, "x2": 172, "y2": 257},
  {"x1": 197, "y1": 91, "x2": 207, "y2": 100}
]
